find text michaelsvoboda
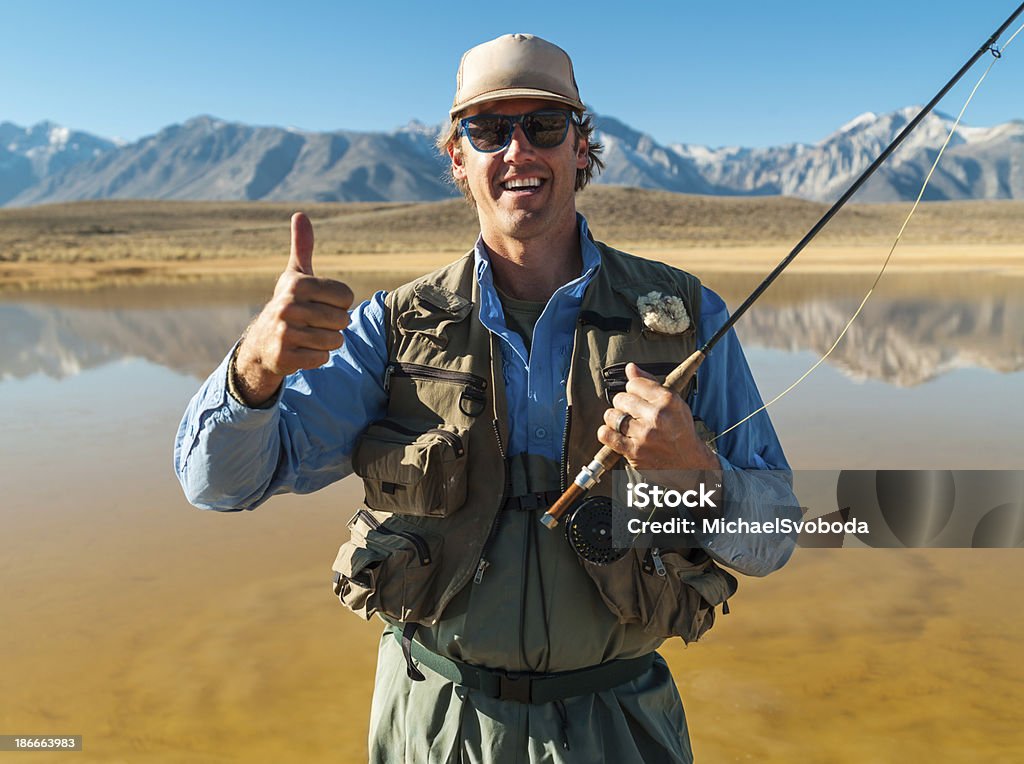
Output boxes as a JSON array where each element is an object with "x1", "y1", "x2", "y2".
[{"x1": 626, "y1": 516, "x2": 869, "y2": 535}]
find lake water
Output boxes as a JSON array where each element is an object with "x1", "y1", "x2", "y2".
[{"x1": 1, "y1": 271, "x2": 1022, "y2": 762}]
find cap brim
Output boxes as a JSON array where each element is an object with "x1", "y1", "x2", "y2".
[{"x1": 451, "y1": 88, "x2": 585, "y2": 118}]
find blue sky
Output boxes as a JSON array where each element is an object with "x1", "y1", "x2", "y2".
[{"x1": 2, "y1": 0, "x2": 1021, "y2": 148}]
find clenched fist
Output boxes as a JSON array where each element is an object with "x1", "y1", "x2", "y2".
[{"x1": 232, "y1": 212, "x2": 354, "y2": 406}]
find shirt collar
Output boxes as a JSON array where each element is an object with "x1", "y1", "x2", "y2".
[{"x1": 473, "y1": 213, "x2": 601, "y2": 292}]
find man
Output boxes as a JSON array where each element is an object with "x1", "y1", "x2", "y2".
[{"x1": 175, "y1": 33, "x2": 799, "y2": 763}]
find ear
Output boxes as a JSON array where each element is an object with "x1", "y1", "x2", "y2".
[
  {"x1": 575, "y1": 134, "x2": 589, "y2": 170},
  {"x1": 448, "y1": 142, "x2": 468, "y2": 181}
]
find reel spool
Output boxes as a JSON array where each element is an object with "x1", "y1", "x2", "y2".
[{"x1": 564, "y1": 496, "x2": 630, "y2": 565}]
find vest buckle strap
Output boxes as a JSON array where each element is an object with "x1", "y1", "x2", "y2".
[
  {"x1": 503, "y1": 490, "x2": 563, "y2": 512},
  {"x1": 391, "y1": 627, "x2": 656, "y2": 704}
]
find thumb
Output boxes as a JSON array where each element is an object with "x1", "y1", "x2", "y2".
[{"x1": 287, "y1": 211, "x2": 315, "y2": 275}]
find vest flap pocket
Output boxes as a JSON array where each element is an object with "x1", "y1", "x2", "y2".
[
  {"x1": 396, "y1": 284, "x2": 473, "y2": 347},
  {"x1": 666, "y1": 550, "x2": 738, "y2": 607},
  {"x1": 648, "y1": 549, "x2": 737, "y2": 643},
  {"x1": 332, "y1": 540, "x2": 386, "y2": 619},
  {"x1": 414, "y1": 282, "x2": 471, "y2": 314},
  {"x1": 353, "y1": 420, "x2": 468, "y2": 517},
  {"x1": 332, "y1": 509, "x2": 444, "y2": 625},
  {"x1": 582, "y1": 547, "x2": 735, "y2": 644}
]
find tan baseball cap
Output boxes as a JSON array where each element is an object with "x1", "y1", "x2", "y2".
[{"x1": 450, "y1": 33, "x2": 585, "y2": 118}]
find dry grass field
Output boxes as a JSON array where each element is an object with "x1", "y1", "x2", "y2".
[{"x1": 1, "y1": 188, "x2": 1022, "y2": 291}]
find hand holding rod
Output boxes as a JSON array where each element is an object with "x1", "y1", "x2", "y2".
[
  {"x1": 540, "y1": 350, "x2": 706, "y2": 529},
  {"x1": 540, "y1": 1, "x2": 1024, "y2": 531}
]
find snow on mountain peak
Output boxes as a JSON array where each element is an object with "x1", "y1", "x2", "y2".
[
  {"x1": 49, "y1": 126, "x2": 70, "y2": 149},
  {"x1": 837, "y1": 111, "x2": 878, "y2": 134}
]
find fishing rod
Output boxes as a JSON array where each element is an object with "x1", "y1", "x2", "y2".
[{"x1": 542, "y1": 1, "x2": 1024, "y2": 533}]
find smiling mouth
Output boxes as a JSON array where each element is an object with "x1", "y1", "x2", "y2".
[{"x1": 501, "y1": 178, "x2": 544, "y2": 191}]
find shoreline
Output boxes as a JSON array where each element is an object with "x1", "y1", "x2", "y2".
[{"x1": 3, "y1": 244, "x2": 1024, "y2": 294}]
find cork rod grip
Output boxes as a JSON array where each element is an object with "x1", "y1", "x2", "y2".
[
  {"x1": 539, "y1": 484, "x2": 584, "y2": 528},
  {"x1": 664, "y1": 350, "x2": 705, "y2": 394}
]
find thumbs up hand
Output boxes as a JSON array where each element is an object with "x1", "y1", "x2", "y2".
[{"x1": 232, "y1": 212, "x2": 354, "y2": 406}]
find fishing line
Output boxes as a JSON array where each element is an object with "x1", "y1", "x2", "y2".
[{"x1": 710, "y1": 21, "x2": 1024, "y2": 444}]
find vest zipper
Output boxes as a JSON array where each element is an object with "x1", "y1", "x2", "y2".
[
  {"x1": 473, "y1": 415, "x2": 508, "y2": 585},
  {"x1": 385, "y1": 362, "x2": 488, "y2": 393},
  {"x1": 650, "y1": 547, "x2": 667, "y2": 577},
  {"x1": 356, "y1": 509, "x2": 432, "y2": 565},
  {"x1": 559, "y1": 404, "x2": 572, "y2": 494},
  {"x1": 370, "y1": 420, "x2": 465, "y2": 458},
  {"x1": 560, "y1": 316, "x2": 584, "y2": 495}
]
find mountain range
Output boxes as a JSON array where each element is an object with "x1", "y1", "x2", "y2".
[{"x1": 3, "y1": 107, "x2": 1022, "y2": 207}]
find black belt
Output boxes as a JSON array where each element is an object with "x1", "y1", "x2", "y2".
[
  {"x1": 502, "y1": 490, "x2": 563, "y2": 512},
  {"x1": 392, "y1": 627, "x2": 656, "y2": 704}
]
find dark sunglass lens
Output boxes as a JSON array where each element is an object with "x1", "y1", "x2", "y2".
[
  {"x1": 466, "y1": 116, "x2": 512, "y2": 151},
  {"x1": 524, "y1": 112, "x2": 569, "y2": 148}
]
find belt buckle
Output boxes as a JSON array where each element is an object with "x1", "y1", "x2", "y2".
[{"x1": 498, "y1": 672, "x2": 533, "y2": 703}]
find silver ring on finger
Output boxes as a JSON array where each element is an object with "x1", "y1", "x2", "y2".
[{"x1": 614, "y1": 411, "x2": 633, "y2": 436}]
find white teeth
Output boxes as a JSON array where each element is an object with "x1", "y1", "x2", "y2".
[{"x1": 503, "y1": 178, "x2": 542, "y2": 190}]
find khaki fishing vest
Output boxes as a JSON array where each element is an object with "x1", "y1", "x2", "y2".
[{"x1": 332, "y1": 240, "x2": 737, "y2": 644}]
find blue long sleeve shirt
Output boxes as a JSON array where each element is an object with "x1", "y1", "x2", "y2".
[{"x1": 175, "y1": 215, "x2": 797, "y2": 578}]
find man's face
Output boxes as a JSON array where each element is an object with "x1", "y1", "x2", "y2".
[{"x1": 449, "y1": 97, "x2": 589, "y2": 246}]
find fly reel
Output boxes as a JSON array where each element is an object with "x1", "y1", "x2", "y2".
[{"x1": 564, "y1": 496, "x2": 630, "y2": 565}]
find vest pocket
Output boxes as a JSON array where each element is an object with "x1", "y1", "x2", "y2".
[
  {"x1": 644, "y1": 549, "x2": 738, "y2": 642},
  {"x1": 584, "y1": 547, "x2": 737, "y2": 643},
  {"x1": 332, "y1": 509, "x2": 443, "y2": 624},
  {"x1": 352, "y1": 419, "x2": 468, "y2": 517},
  {"x1": 602, "y1": 361, "x2": 689, "y2": 405}
]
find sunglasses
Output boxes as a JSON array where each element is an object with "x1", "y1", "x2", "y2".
[{"x1": 459, "y1": 109, "x2": 574, "y2": 153}]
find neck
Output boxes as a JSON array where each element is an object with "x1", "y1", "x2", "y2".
[{"x1": 481, "y1": 216, "x2": 583, "y2": 302}]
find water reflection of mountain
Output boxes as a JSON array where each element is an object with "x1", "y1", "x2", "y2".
[
  {"x1": 2, "y1": 294, "x2": 1022, "y2": 385},
  {"x1": 737, "y1": 298, "x2": 1024, "y2": 386},
  {"x1": 0, "y1": 303, "x2": 258, "y2": 380}
]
